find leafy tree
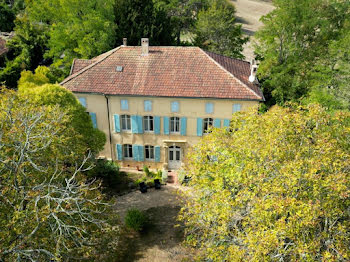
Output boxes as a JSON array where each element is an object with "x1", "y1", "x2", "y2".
[
  {"x1": 0, "y1": 89, "x2": 120, "y2": 261},
  {"x1": 25, "y1": 0, "x2": 116, "y2": 78},
  {"x1": 193, "y1": 0, "x2": 248, "y2": 58},
  {"x1": 0, "y1": 15, "x2": 49, "y2": 88},
  {"x1": 0, "y1": 2, "x2": 15, "y2": 32},
  {"x1": 255, "y1": 0, "x2": 350, "y2": 108},
  {"x1": 18, "y1": 68, "x2": 106, "y2": 155},
  {"x1": 154, "y1": 0, "x2": 209, "y2": 45},
  {"x1": 180, "y1": 105, "x2": 350, "y2": 261},
  {"x1": 114, "y1": 0, "x2": 175, "y2": 46}
]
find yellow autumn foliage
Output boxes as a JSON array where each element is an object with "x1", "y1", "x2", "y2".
[{"x1": 180, "y1": 104, "x2": 350, "y2": 261}]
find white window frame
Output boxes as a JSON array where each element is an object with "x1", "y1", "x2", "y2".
[
  {"x1": 121, "y1": 114, "x2": 131, "y2": 131},
  {"x1": 203, "y1": 118, "x2": 213, "y2": 134},
  {"x1": 170, "y1": 117, "x2": 180, "y2": 134},
  {"x1": 143, "y1": 116, "x2": 154, "y2": 132},
  {"x1": 123, "y1": 144, "x2": 133, "y2": 159},
  {"x1": 145, "y1": 145, "x2": 155, "y2": 160}
]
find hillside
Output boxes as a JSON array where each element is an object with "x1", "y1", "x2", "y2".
[{"x1": 232, "y1": 0, "x2": 274, "y2": 60}]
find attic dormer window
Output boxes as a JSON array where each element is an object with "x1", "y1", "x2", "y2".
[{"x1": 116, "y1": 66, "x2": 123, "y2": 72}]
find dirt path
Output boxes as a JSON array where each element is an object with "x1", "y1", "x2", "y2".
[
  {"x1": 232, "y1": 0, "x2": 275, "y2": 60},
  {"x1": 114, "y1": 185, "x2": 193, "y2": 262}
]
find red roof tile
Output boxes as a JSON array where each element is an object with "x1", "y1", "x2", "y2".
[{"x1": 61, "y1": 46, "x2": 264, "y2": 101}]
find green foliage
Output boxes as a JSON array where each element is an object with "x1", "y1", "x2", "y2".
[
  {"x1": 0, "y1": 89, "x2": 120, "y2": 261},
  {"x1": 18, "y1": 74, "x2": 106, "y2": 154},
  {"x1": 26, "y1": 0, "x2": 116, "y2": 75},
  {"x1": 256, "y1": 0, "x2": 350, "y2": 109},
  {"x1": 88, "y1": 159, "x2": 121, "y2": 188},
  {"x1": 125, "y1": 209, "x2": 148, "y2": 232},
  {"x1": 0, "y1": 2, "x2": 15, "y2": 32},
  {"x1": 180, "y1": 105, "x2": 350, "y2": 261},
  {"x1": 114, "y1": 0, "x2": 175, "y2": 46},
  {"x1": 154, "y1": 0, "x2": 209, "y2": 44},
  {"x1": 193, "y1": 0, "x2": 248, "y2": 58},
  {"x1": 0, "y1": 15, "x2": 49, "y2": 88}
]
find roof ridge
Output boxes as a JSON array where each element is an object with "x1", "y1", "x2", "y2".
[
  {"x1": 60, "y1": 46, "x2": 121, "y2": 85},
  {"x1": 204, "y1": 50, "x2": 250, "y2": 64},
  {"x1": 199, "y1": 49, "x2": 262, "y2": 100}
]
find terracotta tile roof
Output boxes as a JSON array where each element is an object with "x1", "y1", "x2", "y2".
[{"x1": 61, "y1": 46, "x2": 264, "y2": 101}]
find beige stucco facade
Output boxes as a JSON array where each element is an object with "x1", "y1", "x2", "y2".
[{"x1": 76, "y1": 93, "x2": 259, "y2": 170}]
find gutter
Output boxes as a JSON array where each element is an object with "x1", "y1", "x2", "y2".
[{"x1": 104, "y1": 94, "x2": 114, "y2": 160}]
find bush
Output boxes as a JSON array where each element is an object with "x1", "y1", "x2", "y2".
[
  {"x1": 124, "y1": 209, "x2": 148, "y2": 232},
  {"x1": 87, "y1": 159, "x2": 120, "y2": 187}
]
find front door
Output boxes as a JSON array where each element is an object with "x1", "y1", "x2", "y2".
[{"x1": 168, "y1": 146, "x2": 181, "y2": 170}]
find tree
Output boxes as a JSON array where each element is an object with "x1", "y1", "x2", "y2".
[
  {"x1": 180, "y1": 105, "x2": 350, "y2": 261},
  {"x1": 193, "y1": 0, "x2": 248, "y2": 58},
  {"x1": 17, "y1": 67, "x2": 106, "y2": 155},
  {"x1": 0, "y1": 89, "x2": 120, "y2": 261},
  {"x1": 0, "y1": 15, "x2": 49, "y2": 89},
  {"x1": 154, "y1": 0, "x2": 209, "y2": 45},
  {"x1": 25, "y1": 0, "x2": 116, "y2": 78},
  {"x1": 0, "y1": 2, "x2": 15, "y2": 32},
  {"x1": 114, "y1": 0, "x2": 175, "y2": 46},
  {"x1": 255, "y1": 0, "x2": 350, "y2": 108}
]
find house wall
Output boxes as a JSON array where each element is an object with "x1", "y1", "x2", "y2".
[{"x1": 76, "y1": 93, "x2": 259, "y2": 170}]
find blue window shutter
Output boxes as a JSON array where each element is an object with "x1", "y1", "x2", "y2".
[
  {"x1": 144, "y1": 100, "x2": 152, "y2": 111},
  {"x1": 137, "y1": 115, "x2": 143, "y2": 133},
  {"x1": 155, "y1": 146, "x2": 161, "y2": 162},
  {"x1": 121, "y1": 99, "x2": 129, "y2": 110},
  {"x1": 205, "y1": 103, "x2": 214, "y2": 114},
  {"x1": 154, "y1": 116, "x2": 161, "y2": 134},
  {"x1": 233, "y1": 104, "x2": 241, "y2": 113},
  {"x1": 116, "y1": 144, "x2": 123, "y2": 160},
  {"x1": 131, "y1": 115, "x2": 138, "y2": 133},
  {"x1": 138, "y1": 145, "x2": 144, "y2": 161},
  {"x1": 78, "y1": 97, "x2": 86, "y2": 107},
  {"x1": 180, "y1": 117, "x2": 187, "y2": 136},
  {"x1": 89, "y1": 112, "x2": 97, "y2": 128},
  {"x1": 223, "y1": 119, "x2": 230, "y2": 127},
  {"x1": 132, "y1": 145, "x2": 139, "y2": 161},
  {"x1": 163, "y1": 116, "x2": 169, "y2": 135},
  {"x1": 114, "y1": 114, "x2": 120, "y2": 132},
  {"x1": 197, "y1": 118, "x2": 203, "y2": 136},
  {"x1": 213, "y1": 119, "x2": 221, "y2": 128},
  {"x1": 171, "y1": 101, "x2": 179, "y2": 112}
]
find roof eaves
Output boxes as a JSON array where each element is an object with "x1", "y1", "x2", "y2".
[
  {"x1": 200, "y1": 49, "x2": 263, "y2": 101},
  {"x1": 60, "y1": 46, "x2": 122, "y2": 85}
]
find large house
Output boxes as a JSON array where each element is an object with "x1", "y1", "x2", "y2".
[{"x1": 61, "y1": 38, "x2": 264, "y2": 170}]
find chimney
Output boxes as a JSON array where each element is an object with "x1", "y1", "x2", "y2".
[
  {"x1": 141, "y1": 38, "x2": 149, "y2": 56},
  {"x1": 123, "y1": 38, "x2": 127, "y2": 46},
  {"x1": 249, "y1": 64, "x2": 258, "y2": 83}
]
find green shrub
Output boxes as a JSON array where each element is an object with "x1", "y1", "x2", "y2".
[
  {"x1": 177, "y1": 168, "x2": 186, "y2": 184},
  {"x1": 124, "y1": 208, "x2": 147, "y2": 231},
  {"x1": 87, "y1": 159, "x2": 120, "y2": 187},
  {"x1": 143, "y1": 166, "x2": 151, "y2": 177}
]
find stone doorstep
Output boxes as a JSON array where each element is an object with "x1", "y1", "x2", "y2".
[{"x1": 167, "y1": 171, "x2": 179, "y2": 185}]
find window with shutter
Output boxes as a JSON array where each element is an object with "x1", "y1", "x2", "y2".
[
  {"x1": 144, "y1": 100, "x2": 152, "y2": 112},
  {"x1": 171, "y1": 101, "x2": 179, "y2": 112},
  {"x1": 233, "y1": 104, "x2": 241, "y2": 113}
]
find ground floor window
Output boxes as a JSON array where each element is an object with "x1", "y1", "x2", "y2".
[
  {"x1": 123, "y1": 144, "x2": 133, "y2": 158},
  {"x1": 145, "y1": 145, "x2": 155, "y2": 160},
  {"x1": 203, "y1": 118, "x2": 213, "y2": 133}
]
